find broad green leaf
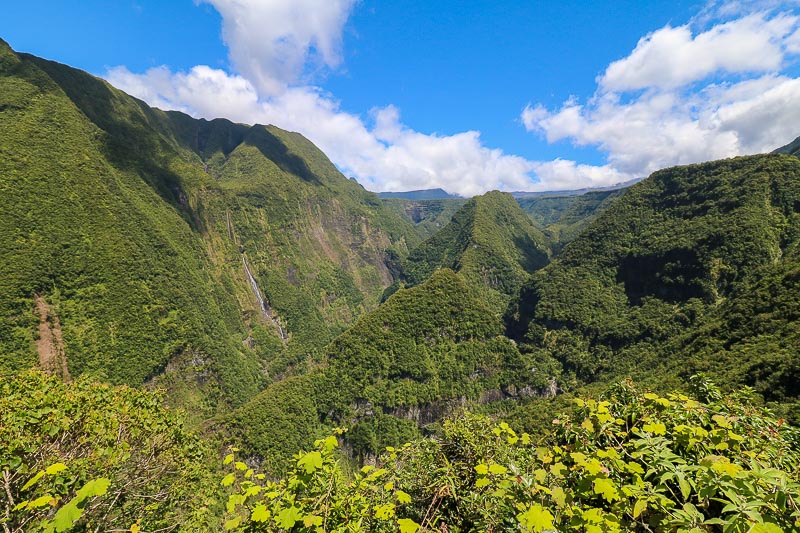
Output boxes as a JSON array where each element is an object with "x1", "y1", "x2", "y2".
[
  {"x1": 45, "y1": 463, "x2": 67, "y2": 476},
  {"x1": 223, "y1": 453, "x2": 234, "y2": 465},
  {"x1": 75, "y1": 478, "x2": 110, "y2": 500},
  {"x1": 298, "y1": 451, "x2": 324, "y2": 474},
  {"x1": 488, "y1": 463, "x2": 507, "y2": 475},
  {"x1": 51, "y1": 502, "x2": 82, "y2": 532},
  {"x1": 517, "y1": 503, "x2": 555, "y2": 532},
  {"x1": 28, "y1": 495, "x2": 55, "y2": 509},
  {"x1": 678, "y1": 474, "x2": 691, "y2": 500},
  {"x1": 398, "y1": 518, "x2": 420, "y2": 533},
  {"x1": 396, "y1": 490, "x2": 412, "y2": 504},
  {"x1": 642, "y1": 422, "x2": 666, "y2": 435},
  {"x1": 474, "y1": 463, "x2": 489, "y2": 475},
  {"x1": 551, "y1": 486, "x2": 566, "y2": 507},
  {"x1": 633, "y1": 499, "x2": 647, "y2": 519},
  {"x1": 276, "y1": 506, "x2": 302, "y2": 528},
  {"x1": 593, "y1": 478, "x2": 620, "y2": 502},
  {"x1": 21, "y1": 471, "x2": 45, "y2": 491},
  {"x1": 224, "y1": 516, "x2": 241, "y2": 530},
  {"x1": 251, "y1": 504, "x2": 270, "y2": 523},
  {"x1": 221, "y1": 473, "x2": 236, "y2": 487},
  {"x1": 303, "y1": 515, "x2": 324, "y2": 527}
]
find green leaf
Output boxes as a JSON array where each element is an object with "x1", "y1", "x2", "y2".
[
  {"x1": 398, "y1": 518, "x2": 420, "y2": 533},
  {"x1": 28, "y1": 495, "x2": 55, "y2": 509},
  {"x1": 223, "y1": 453, "x2": 234, "y2": 465},
  {"x1": 303, "y1": 515, "x2": 323, "y2": 527},
  {"x1": 678, "y1": 474, "x2": 691, "y2": 501},
  {"x1": 297, "y1": 451, "x2": 324, "y2": 474},
  {"x1": 45, "y1": 463, "x2": 68, "y2": 476},
  {"x1": 642, "y1": 422, "x2": 667, "y2": 435},
  {"x1": 633, "y1": 499, "x2": 647, "y2": 519},
  {"x1": 276, "y1": 506, "x2": 302, "y2": 529},
  {"x1": 75, "y1": 478, "x2": 110, "y2": 500},
  {"x1": 224, "y1": 516, "x2": 241, "y2": 530},
  {"x1": 21, "y1": 471, "x2": 45, "y2": 491},
  {"x1": 251, "y1": 504, "x2": 270, "y2": 523},
  {"x1": 396, "y1": 490, "x2": 412, "y2": 504},
  {"x1": 51, "y1": 502, "x2": 82, "y2": 532},
  {"x1": 221, "y1": 473, "x2": 235, "y2": 487},
  {"x1": 592, "y1": 478, "x2": 620, "y2": 502},
  {"x1": 488, "y1": 463, "x2": 507, "y2": 475},
  {"x1": 517, "y1": 503, "x2": 555, "y2": 532},
  {"x1": 551, "y1": 486, "x2": 566, "y2": 507}
]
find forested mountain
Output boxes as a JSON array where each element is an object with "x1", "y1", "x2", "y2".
[
  {"x1": 516, "y1": 189, "x2": 627, "y2": 250},
  {"x1": 402, "y1": 191, "x2": 550, "y2": 305},
  {"x1": 509, "y1": 154, "x2": 800, "y2": 422},
  {"x1": 0, "y1": 39, "x2": 420, "y2": 417},
  {"x1": 3, "y1": 41, "x2": 800, "y2": 532}
]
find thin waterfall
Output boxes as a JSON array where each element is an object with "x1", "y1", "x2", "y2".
[
  {"x1": 242, "y1": 254, "x2": 288, "y2": 343},
  {"x1": 228, "y1": 208, "x2": 288, "y2": 344}
]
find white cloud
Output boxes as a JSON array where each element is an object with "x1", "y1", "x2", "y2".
[
  {"x1": 106, "y1": 1, "x2": 800, "y2": 196},
  {"x1": 525, "y1": 8, "x2": 800, "y2": 183},
  {"x1": 201, "y1": 0, "x2": 357, "y2": 95},
  {"x1": 108, "y1": 66, "x2": 544, "y2": 196},
  {"x1": 599, "y1": 13, "x2": 797, "y2": 91}
]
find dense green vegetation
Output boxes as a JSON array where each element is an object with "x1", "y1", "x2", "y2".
[
  {"x1": 402, "y1": 191, "x2": 550, "y2": 307},
  {"x1": 380, "y1": 197, "x2": 466, "y2": 242},
  {"x1": 222, "y1": 377, "x2": 800, "y2": 532},
  {"x1": 509, "y1": 155, "x2": 800, "y2": 423},
  {"x1": 228, "y1": 269, "x2": 560, "y2": 467},
  {"x1": 4, "y1": 40, "x2": 800, "y2": 533},
  {"x1": 1, "y1": 371, "x2": 216, "y2": 532},
  {"x1": 0, "y1": 39, "x2": 420, "y2": 416},
  {"x1": 0, "y1": 39, "x2": 264, "y2": 414},
  {"x1": 517, "y1": 189, "x2": 626, "y2": 251},
  {"x1": 8, "y1": 371, "x2": 798, "y2": 532}
]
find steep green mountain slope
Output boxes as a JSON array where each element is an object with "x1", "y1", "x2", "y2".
[
  {"x1": 402, "y1": 191, "x2": 550, "y2": 306},
  {"x1": 775, "y1": 134, "x2": 800, "y2": 157},
  {"x1": 162, "y1": 115, "x2": 418, "y2": 370},
  {"x1": 0, "y1": 40, "x2": 416, "y2": 413},
  {"x1": 0, "y1": 39, "x2": 263, "y2": 412},
  {"x1": 380, "y1": 197, "x2": 466, "y2": 241},
  {"x1": 517, "y1": 189, "x2": 626, "y2": 250},
  {"x1": 509, "y1": 154, "x2": 800, "y2": 418},
  {"x1": 377, "y1": 188, "x2": 461, "y2": 200},
  {"x1": 229, "y1": 269, "x2": 560, "y2": 469}
]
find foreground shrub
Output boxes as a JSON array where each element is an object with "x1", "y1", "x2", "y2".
[
  {"x1": 223, "y1": 377, "x2": 800, "y2": 532},
  {"x1": 0, "y1": 371, "x2": 214, "y2": 532}
]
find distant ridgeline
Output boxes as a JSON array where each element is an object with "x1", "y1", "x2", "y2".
[{"x1": 2, "y1": 37, "x2": 800, "y2": 478}]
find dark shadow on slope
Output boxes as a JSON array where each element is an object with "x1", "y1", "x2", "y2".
[
  {"x1": 513, "y1": 234, "x2": 550, "y2": 273},
  {"x1": 618, "y1": 248, "x2": 709, "y2": 305},
  {"x1": 23, "y1": 55, "x2": 193, "y2": 219},
  {"x1": 243, "y1": 126, "x2": 321, "y2": 185}
]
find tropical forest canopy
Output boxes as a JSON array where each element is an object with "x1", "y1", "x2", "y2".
[{"x1": 1, "y1": 39, "x2": 800, "y2": 531}]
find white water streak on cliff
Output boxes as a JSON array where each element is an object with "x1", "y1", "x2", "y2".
[{"x1": 242, "y1": 255, "x2": 288, "y2": 343}]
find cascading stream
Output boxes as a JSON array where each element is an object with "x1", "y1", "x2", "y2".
[
  {"x1": 242, "y1": 254, "x2": 288, "y2": 343},
  {"x1": 227, "y1": 208, "x2": 288, "y2": 344}
]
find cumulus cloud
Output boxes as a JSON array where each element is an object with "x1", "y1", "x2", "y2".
[
  {"x1": 524, "y1": 7, "x2": 800, "y2": 183},
  {"x1": 103, "y1": 0, "x2": 560, "y2": 195},
  {"x1": 599, "y1": 13, "x2": 796, "y2": 91},
  {"x1": 201, "y1": 0, "x2": 357, "y2": 95},
  {"x1": 108, "y1": 65, "x2": 542, "y2": 196}
]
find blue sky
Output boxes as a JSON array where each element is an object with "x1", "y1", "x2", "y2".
[{"x1": 3, "y1": 1, "x2": 800, "y2": 195}]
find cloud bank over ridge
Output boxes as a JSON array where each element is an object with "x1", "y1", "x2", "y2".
[{"x1": 107, "y1": 0, "x2": 800, "y2": 195}]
